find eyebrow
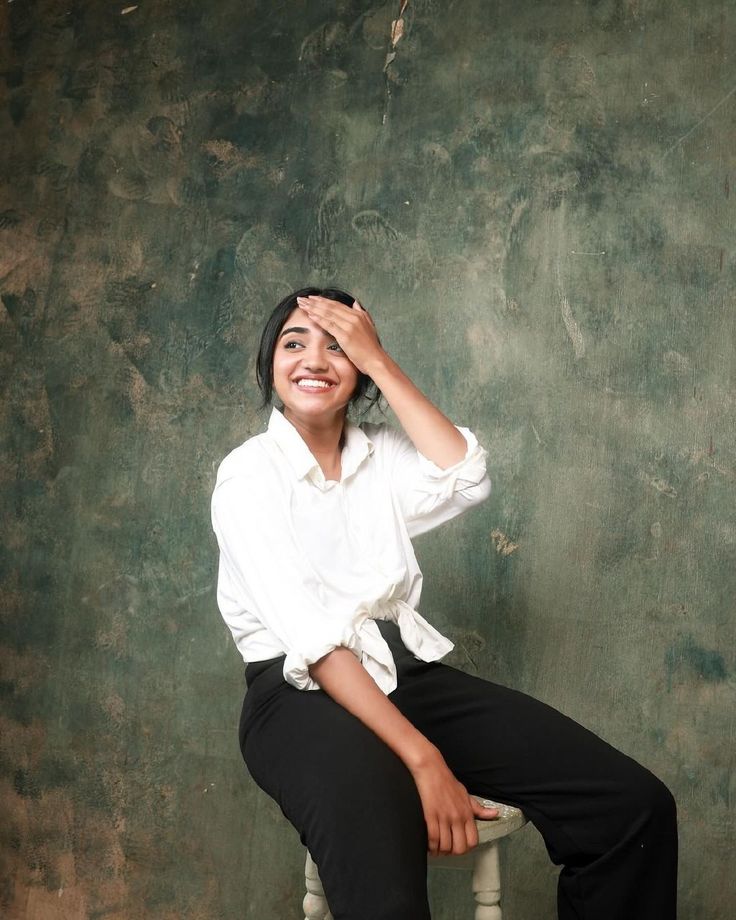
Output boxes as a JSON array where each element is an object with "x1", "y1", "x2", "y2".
[{"x1": 279, "y1": 326, "x2": 336, "y2": 341}]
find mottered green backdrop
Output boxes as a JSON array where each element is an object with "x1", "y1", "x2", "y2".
[{"x1": 1, "y1": 1, "x2": 734, "y2": 917}]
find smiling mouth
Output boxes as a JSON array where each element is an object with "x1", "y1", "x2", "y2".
[{"x1": 294, "y1": 378, "x2": 337, "y2": 391}]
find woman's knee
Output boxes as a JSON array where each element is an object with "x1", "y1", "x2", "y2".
[
  {"x1": 622, "y1": 763, "x2": 677, "y2": 831},
  {"x1": 646, "y1": 774, "x2": 678, "y2": 831}
]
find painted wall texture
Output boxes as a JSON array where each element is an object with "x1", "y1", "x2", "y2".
[{"x1": 1, "y1": 0, "x2": 734, "y2": 917}]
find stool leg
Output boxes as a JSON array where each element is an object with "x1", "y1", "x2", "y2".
[
  {"x1": 304, "y1": 851, "x2": 333, "y2": 920},
  {"x1": 472, "y1": 842, "x2": 502, "y2": 920}
]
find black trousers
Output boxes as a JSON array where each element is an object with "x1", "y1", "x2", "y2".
[{"x1": 240, "y1": 621, "x2": 678, "y2": 920}]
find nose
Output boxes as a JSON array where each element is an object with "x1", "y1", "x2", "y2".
[{"x1": 301, "y1": 341, "x2": 329, "y2": 371}]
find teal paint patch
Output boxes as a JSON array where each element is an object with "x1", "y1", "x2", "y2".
[{"x1": 665, "y1": 634, "x2": 728, "y2": 686}]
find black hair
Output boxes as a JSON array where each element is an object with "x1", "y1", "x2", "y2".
[{"x1": 255, "y1": 286, "x2": 382, "y2": 414}]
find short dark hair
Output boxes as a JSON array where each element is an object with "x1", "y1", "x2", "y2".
[{"x1": 256, "y1": 286, "x2": 382, "y2": 414}]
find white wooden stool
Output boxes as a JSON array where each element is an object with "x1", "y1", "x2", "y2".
[{"x1": 303, "y1": 796, "x2": 527, "y2": 920}]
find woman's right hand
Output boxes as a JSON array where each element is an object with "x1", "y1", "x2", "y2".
[{"x1": 409, "y1": 747, "x2": 499, "y2": 856}]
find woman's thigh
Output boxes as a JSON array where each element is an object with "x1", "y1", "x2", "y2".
[
  {"x1": 389, "y1": 659, "x2": 674, "y2": 866},
  {"x1": 240, "y1": 670, "x2": 431, "y2": 920}
]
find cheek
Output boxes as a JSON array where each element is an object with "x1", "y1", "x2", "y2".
[
  {"x1": 270, "y1": 357, "x2": 292, "y2": 400},
  {"x1": 271, "y1": 349, "x2": 293, "y2": 381},
  {"x1": 337, "y1": 358, "x2": 359, "y2": 386}
]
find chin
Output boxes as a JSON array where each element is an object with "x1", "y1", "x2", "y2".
[{"x1": 280, "y1": 397, "x2": 351, "y2": 420}]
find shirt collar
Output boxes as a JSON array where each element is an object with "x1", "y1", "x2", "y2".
[{"x1": 266, "y1": 407, "x2": 374, "y2": 482}]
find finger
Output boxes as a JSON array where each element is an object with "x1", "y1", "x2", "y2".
[
  {"x1": 309, "y1": 311, "x2": 353, "y2": 338},
  {"x1": 296, "y1": 295, "x2": 331, "y2": 314},
  {"x1": 353, "y1": 299, "x2": 376, "y2": 326},
  {"x1": 298, "y1": 303, "x2": 352, "y2": 336},
  {"x1": 426, "y1": 818, "x2": 440, "y2": 857},
  {"x1": 299, "y1": 296, "x2": 363, "y2": 327},
  {"x1": 470, "y1": 797, "x2": 500, "y2": 820},
  {"x1": 437, "y1": 819, "x2": 453, "y2": 856},
  {"x1": 296, "y1": 295, "x2": 331, "y2": 315},
  {"x1": 449, "y1": 814, "x2": 476, "y2": 855},
  {"x1": 450, "y1": 823, "x2": 466, "y2": 856},
  {"x1": 298, "y1": 295, "x2": 350, "y2": 314},
  {"x1": 297, "y1": 298, "x2": 347, "y2": 323}
]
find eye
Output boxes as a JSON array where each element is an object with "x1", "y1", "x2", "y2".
[
  {"x1": 283, "y1": 340, "x2": 303, "y2": 349},
  {"x1": 328, "y1": 342, "x2": 344, "y2": 352}
]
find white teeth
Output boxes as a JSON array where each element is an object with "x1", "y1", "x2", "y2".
[{"x1": 296, "y1": 379, "x2": 333, "y2": 389}]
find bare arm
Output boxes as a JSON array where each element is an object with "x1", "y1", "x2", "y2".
[
  {"x1": 363, "y1": 350, "x2": 469, "y2": 468},
  {"x1": 309, "y1": 648, "x2": 498, "y2": 855},
  {"x1": 296, "y1": 295, "x2": 468, "y2": 469}
]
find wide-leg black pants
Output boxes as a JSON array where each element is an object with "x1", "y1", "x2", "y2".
[{"x1": 239, "y1": 621, "x2": 678, "y2": 920}]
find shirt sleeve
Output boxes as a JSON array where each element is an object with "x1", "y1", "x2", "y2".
[
  {"x1": 211, "y1": 470, "x2": 362, "y2": 690},
  {"x1": 374, "y1": 423, "x2": 492, "y2": 538}
]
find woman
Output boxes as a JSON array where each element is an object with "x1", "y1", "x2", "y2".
[{"x1": 210, "y1": 287, "x2": 677, "y2": 920}]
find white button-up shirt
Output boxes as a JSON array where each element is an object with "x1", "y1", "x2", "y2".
[{"x1": 211, "y1": 407, "x2": 491, "y2": 694}]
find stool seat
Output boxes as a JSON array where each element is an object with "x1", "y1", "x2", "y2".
[
  {"x1": 304, "y1": 796, "x2": 527, "y2": 920},
  {"x1": 429, "y1": 797, "x2": 527, "y2": 868}
]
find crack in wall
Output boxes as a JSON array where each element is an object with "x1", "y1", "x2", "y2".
[{"x1": 382, "y1": 0, "x2": 410, "y2": 125}]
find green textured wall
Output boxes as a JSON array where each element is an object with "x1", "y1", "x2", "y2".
[{"x1": 1, "y1": 1, "x2": 734, "y2": 917}]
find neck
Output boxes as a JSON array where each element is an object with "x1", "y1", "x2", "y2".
[{"x1": 282, "y1": 407, "x2": 346, "y2": 468}]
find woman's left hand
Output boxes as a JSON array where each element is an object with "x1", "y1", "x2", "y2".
[{"x1": 296, "y1": 295, "x2": 386, "y2": 374}]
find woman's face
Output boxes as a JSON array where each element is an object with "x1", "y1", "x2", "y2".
[{"x1": 272, "y1": 307, "x2": 360, "y2": 425}]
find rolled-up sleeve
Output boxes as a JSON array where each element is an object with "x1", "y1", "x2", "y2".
[
  {"x1": 211, "y1": 472, "x2": 362, "y2": 690},
  {"x1": 376, "y1": 424, "x2": 491, "y2": 538}
]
